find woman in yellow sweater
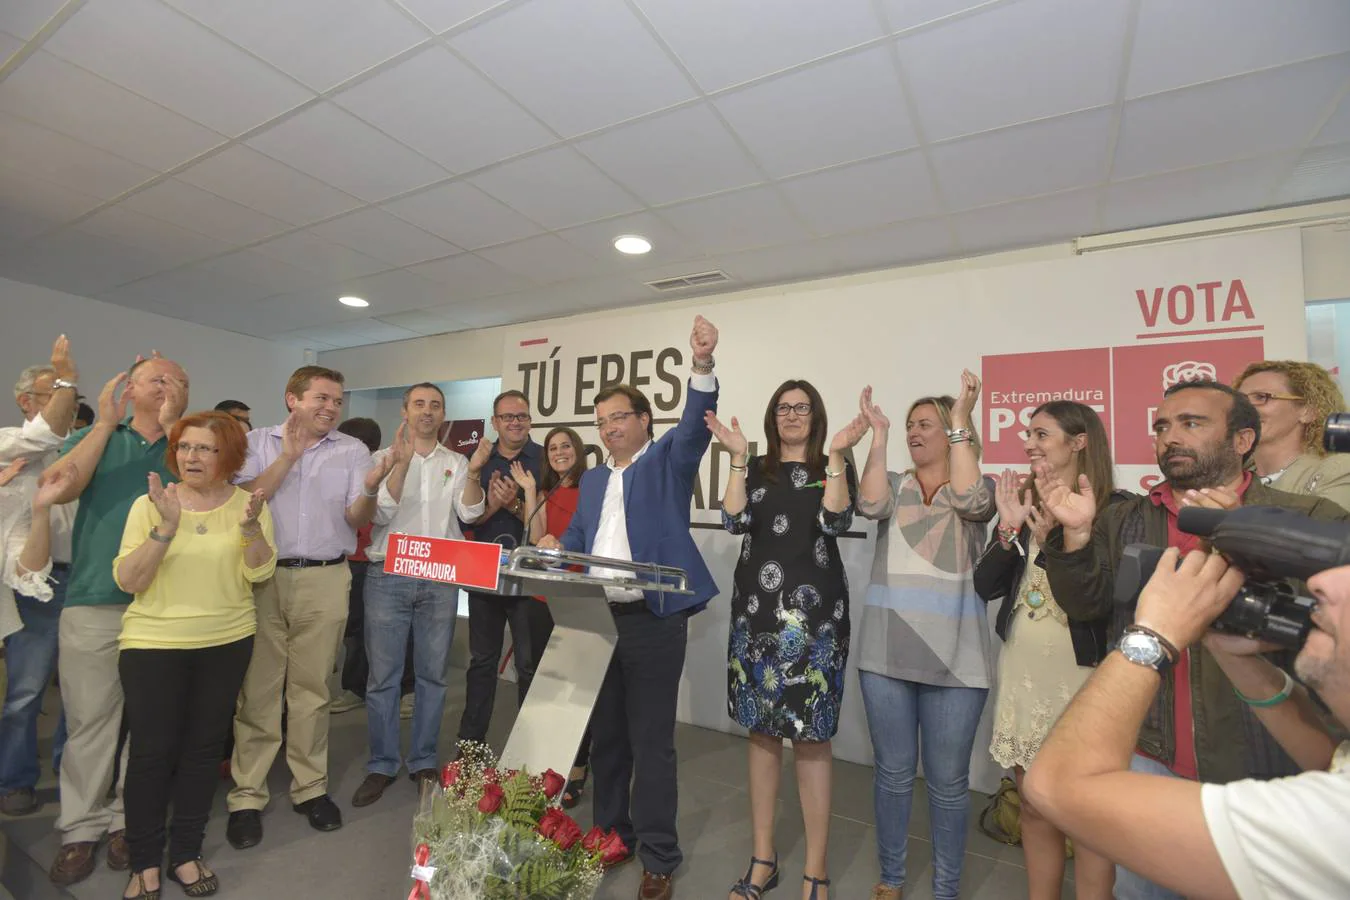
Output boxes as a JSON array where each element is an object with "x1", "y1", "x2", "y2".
[{"x1": 113, "y1": 412, "x2": 275, "y2": 899}]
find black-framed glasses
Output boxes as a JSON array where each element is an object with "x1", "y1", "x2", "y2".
[
  {"x1": 496, "y1": 412, "x2": 531, "y2": 424},
  {"x1": 176, "y1": 443, "x2": 219, "y2": 456},
  {"x1": 1242, "y1": 391, "x2": 1304, "y2": 407},
  {"x1": 774, "y1": 402, "x2": 812, "y2": 417},
  {"x1": 595, "y1": 410, "x2": 638, "y2": 429}
]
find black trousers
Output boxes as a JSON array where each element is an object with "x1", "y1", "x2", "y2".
[
  {"x1": 456, "y1": 592, "x2": 545, "y2": 744},
  {"x1": 119, "y1": 637, "x2": 253, "y2": 872},
  {"x1": 590, "y1": 607, "x2": 687, "y2": 875}
]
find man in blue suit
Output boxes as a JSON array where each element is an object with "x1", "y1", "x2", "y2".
[{"x1": 540, "y1": 315, "x2": 720, "y2": 900}]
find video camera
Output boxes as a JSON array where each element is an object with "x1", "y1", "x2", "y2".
[{"x1": 1116, "y1": 506, "x2": 1350, "y2": 649}]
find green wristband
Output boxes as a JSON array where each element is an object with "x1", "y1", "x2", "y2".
[{"x1": 1234, "y1": 669, "x2": 1294, "y2": 708}]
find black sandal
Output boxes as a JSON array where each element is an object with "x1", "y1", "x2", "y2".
[
  {"x1": 803, "y1": 874, "x2": 830, "y2": 900},
  {"x1": 167, "y1": 860, "x2": 218, "y2": 897},
  {"x1": 730, "y1": 853, "x2": 779, "y2": 898},
  {"x1": 560, "y1": 766, "x2": 589, "y2": 810},
  {"x1": 123, "y1": 871, "x2": 161, "y2": 900}
]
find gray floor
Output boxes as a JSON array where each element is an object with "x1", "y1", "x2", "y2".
[{"x1": 3, "y1": 672, "x2": 1074, "y2": 899}]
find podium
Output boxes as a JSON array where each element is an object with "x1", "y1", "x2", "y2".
[{"x1": 382, "y1": 536, "x2": 691, "y2": 785}]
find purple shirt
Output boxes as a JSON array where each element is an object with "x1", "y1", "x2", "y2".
[{"x1": 237, "y1": 426, "x2": 373, "y2": 560}]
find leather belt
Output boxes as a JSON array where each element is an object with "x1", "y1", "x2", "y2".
[{"x1": 276, "y1": 556, "x2": 347, "y2": 569}]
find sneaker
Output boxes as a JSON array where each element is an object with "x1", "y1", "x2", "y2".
[
  {"x1": 0, "y1": 787, "x2": 38, "y2": 816},
  {"x1": 399, "y1": 694, "x2": 414, "y2": 720},
  {"x1": 330, "y1": 690, "x2": 365, "y2": 714}
]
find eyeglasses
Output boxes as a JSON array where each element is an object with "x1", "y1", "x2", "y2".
[
  {"x1": 176, "y1": 443, "x2": 219, "y2": 456},
  {"x1": 1242, "y1": 391, "x2": 1304, "y2": 406},
  {"x1": 495, "y1": 412, "x2": 531, "y2": 424},
  {"x1": 774, "y1": 402, "x2": 812, "y2": 417},
  {"x1": 595, "y1": 410, "x2": 638, "y2": 429}
]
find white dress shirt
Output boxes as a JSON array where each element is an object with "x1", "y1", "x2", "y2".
[
  {"x1": 592, "y1": 441, "x2": 652, "y2": 603},
  {"x1": 367, "y1": 442, "x2": 485, "y2": 562},
  {"x1": 0, "y1": 411, "x2": 76, "y2": 564}
]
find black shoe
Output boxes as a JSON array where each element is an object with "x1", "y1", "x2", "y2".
[
  {"x1": 225, "y1": 810, "x2": 262, "y2": 850},
  {"x1": 408, "y1": 768, "x2": 438, "y2": 786},
  {"x1": 293, "y1": 795, "x2": 342, "y2": 832}
]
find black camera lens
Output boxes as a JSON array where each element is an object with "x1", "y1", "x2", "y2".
[{"x1": 1325, "y1": 413, "x2": 1350, "y2": 454}]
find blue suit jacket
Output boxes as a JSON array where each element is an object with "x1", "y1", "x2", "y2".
[{"x1": 561, "y1": 381, "x2": 719, "y2": 616}]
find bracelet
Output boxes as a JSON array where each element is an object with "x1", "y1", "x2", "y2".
[
  {"x1": 691, "y1": 355, "x2": 715, "y2": 374},
  {"x1": 728, "y1": 464, "x2": 747, "y2": 473},
  {"x1": 1234, "y1": 669, "x2": 1294, "y2": 708},
  {"x1": 825, "y1": 466, "x2": 844, "y2": 479},
  {"x1": 996, "y1": 524, "x2": 1018, "y2": 544},
  {"x1": 946, "y1": 427, "x2": 972, "y2": 443},
  {"x1": 362, "y1": 486, "x2": 379, "y2": 498},
  {"x1": 148, "y1": 527, "x2": 174, "y2": 544},
  {"x1": 1125, "y1": 625, "x2": 1181, "y2": 664}
]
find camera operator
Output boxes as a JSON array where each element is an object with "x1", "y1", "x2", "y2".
[
  {"x1": 1024, "y1": 548, "x2": 1348, "y2": 900},
  {"x1": 1035, "y1": 380, "x2": 1350, "y2": 899}
]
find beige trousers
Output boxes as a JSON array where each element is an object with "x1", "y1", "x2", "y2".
[
  {"x1": 227, "y1": 564, "x2": 349, "y2": 811},
  {"x1": 56, "y1": 605, "x2": 130, "y2": 843}
]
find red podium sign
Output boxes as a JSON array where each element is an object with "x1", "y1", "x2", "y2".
[{"x1": 383, "y1": 534, "x2": 503, "y2": 591}]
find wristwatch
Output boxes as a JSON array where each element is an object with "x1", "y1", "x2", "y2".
[
  {"x1": 1118, "y1": 626, "x2": 1176, "y2": 676},
  {"x1": 52, "y1": 378, "x2": 77, "y2": 392}
]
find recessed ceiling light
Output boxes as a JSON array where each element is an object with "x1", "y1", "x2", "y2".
[
  {"x1": 339, "y1": 295, "x2": 369, "y2": 308},
  {"x1": 613, "y1": 234, "x2": 652, "y2": 255}
]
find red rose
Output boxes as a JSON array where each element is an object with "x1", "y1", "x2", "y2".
[
  {"x1": 581, "y1": 826, "x2": 605, "y2": 853},
  {"x1": 599, "y1": 831, "x2": 629, "y2": 865},
  {"x1": 541, "y1": 768, "x2": 566, "y2": 799},
  {"x1": 552, "y1": 816, "x2": 583, "y2": 851},
  {"x1": 477, "y1": 783, "x2": 505, "y2": 814},
  {"x1": 537, "y1": 807, "x2": 567, "y2": 840},
  {"x1": 440, "y1": 762, "x2": 461, "y2": 788},
  {"x1": 483, "y1": 767, "x2": 498, "y2": 783}
]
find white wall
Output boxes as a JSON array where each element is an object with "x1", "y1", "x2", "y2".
[
  {"x1": 344, "y1": 377, "x2": 502, "y2": 449},
  {"x1": 0, "y1": 277, "x2": 304, "y2": 429}
]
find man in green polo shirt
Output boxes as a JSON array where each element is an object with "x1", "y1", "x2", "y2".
[{"x1": 42, "y1": 356, "x2": 187, "y2": 888}]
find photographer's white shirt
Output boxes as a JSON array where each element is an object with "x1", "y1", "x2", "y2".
[{"x1": 1202, "y1": 741, "x2": 1350, "y2": 899}]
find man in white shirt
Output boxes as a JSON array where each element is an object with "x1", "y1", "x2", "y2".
[
  {"x1": 1025, "y1": 545, "x2": 1350, "y2": 900},
  {"x1": 350, "y1": 383, "x2": 484, "y2": 808},
  {"x1": 0, "y1": 335, "x2": 79, "y2": 816}
]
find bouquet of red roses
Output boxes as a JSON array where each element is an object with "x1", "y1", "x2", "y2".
[{"x1": 408, "y1": 743, "x2": 628, "y2": 900}]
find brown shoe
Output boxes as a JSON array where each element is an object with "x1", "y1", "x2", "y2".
[
  {"x1": 0, "y1": 787, "x2": 38, "y2": 816},
  {"x1": 869, "y1": 885, "x2": 902, "y2": 900},
  {"x1": 49, "y1": 842, "x2": 97, "y2": 886},
  {"x1": 638, "y1": 870, "x2": 673, "y2": 900},
  {"x1": 351, "y1": 773, "x2": 396, "y2": 808},
  {"x1": 106, "y1": 830, "x2": 131, "y2": 870}
]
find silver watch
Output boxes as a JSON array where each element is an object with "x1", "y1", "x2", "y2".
[
  {"x1": 1118, "y1": 629, "x2": 1174, "y2": 675},
  {"x1": 52, "y1": 378, "x2": 77, "y2": 392}
]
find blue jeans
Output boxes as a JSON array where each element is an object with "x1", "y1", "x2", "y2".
[
  {"x1": 364, "y1": 568, "x2": 457, "y2": 776},
  {"x1": 1113, "y1": 754, "x2": 1187, "y2": 900},
  {"x1": 0, "y1": 565, "x2": 68, "y2": 792},
  {"x1": 859, "y1": 671, "x2": 988, "y2": 900}
]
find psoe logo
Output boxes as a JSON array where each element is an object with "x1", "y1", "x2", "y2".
[{"x1": 1161, "y1": 360, "x2": 1218, "y2": 391}]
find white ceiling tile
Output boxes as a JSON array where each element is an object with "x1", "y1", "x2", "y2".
[
  {"x1": 715, "y1": 47, "x2": 917, "y2": 179},
  {"x1": 98, "y1": 266, "x2": 272, "y2": 309},
  {"x1": 898, "y1": 0, "x2": 1130, "y2": 141},
  {"x1": 43, "y1": 0, "x2": 314, "y2": 136},
  {"x1": 335, "y1": 45, "x2": 555, "y2": 174},
  {"x1": 286, "y1": 322, "x2": 420, "y2": 348},
  {"x1": 576, "y1": 104, "x2": 762, "y2": 205},
  {"x1": 406, "y1": 252, "x2": 533, "y2": 298},
  {"x1": 468, "y1": 147, "x2": 641, "y2": 230},
  {"x1": 477, "y1": 234, "x2": 607, "y2": 285},
  {"x1": 0, "y1": 230, "x2": 168, "y2": 296},
  {"x1": 1127, "y1": 0, "x2": 1350, "y2": 99},
  {"x1": 308, "y1": 207, "x2": 459, "y2": 266},
  {"x1": 451, "y1": 0, "x2": 696, "y2": 137},
  {"x1": 252, "y1": 231, "x2": 389, "y2": 281},
  {"x1": 177, "y1": 145, "x2": 361, "y2": 226},
  {"x1": 270, "y1": 329, "x2": 342, "y2": 350},
  {"x1": 0, "y1": 30, "x2": 23, "y2": 65},
  {"x1": 1315, "y1": 93, "x2": 1350, "y2": 147},
  {"x1": 930, "y1": 107, "x2": 1113, "y2": 210},
  {"x1": 1102, "y1": 154, "x2": 1300, "y2": 232},
  {"x1": 374, "y1": 308, "x2": 470, "y2": 336},
  {"x1": 74, "y1": 206, "x2": 231, "y2": 268},
  {"x1": 950, "y1": 187, "x2": 1101, "y2": 254},
  {"x1": 444, "y1": 275, "x2": 653, "y2": 328},
  {"x1": 331, "y1": 268, "x2": 451, "y2": 312},
  {"x1": 660, "y1": 186, "x2": 814, "y2": 253},
  {"x1": 1275, "y1": 142, "x2": 1350, "y2": 205},
  {"x1": 0, "y1": 113, "x2": 157, "y2": 199},
  {"x1": 716, "y1": 219, "x2": 956, "y2": 285},
  {"x1": 119, "y1": 178, "x2": 292, "y2": 245},
  {"x1": 556, "y1": 211, "x2": 703, "y2": 268},
  {"x1": 246, "y1": 102, "x2": 449, "y2": 202},
  {"x1": 0, "y1": 51, "x2": 226, "y2": 172},
  {"x1": 882, "y1": 0, "x2": 1005, "y2": 33},
  {"x1": 195, "y1": 250, "x2": 323, "y2": 296},
  {"x1": 397, "y1": 0, "x2": 507, "y2": 34},
  {"x1": 383, "y1": 182, "x2": 544, "y2": 249},
  {"x1": 0, "y1": 207, "x2": 59, "y2": 245},
  {"x1": 1113, "y1": 54, "x2": 1350, "y2": 179},
  {"x1": 0, "y1": 161, "x2": 104, "y2": 227},
  {"x1": 167, "y1": 0, "x2": 429, "y2": 92},
  {"x1": 0, "y1": 0, "x2": 65, "y2": 39},
  {"x1": 778, "y1": 152, "x2": 940, "y2": 234},
  {"x1": 635, "y1": 0, "x2": 884, "y2": 93}
]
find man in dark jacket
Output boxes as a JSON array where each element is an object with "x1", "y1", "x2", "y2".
[{"x1": 1038, "y1": 379, "x2": 1350, "y2": 900}]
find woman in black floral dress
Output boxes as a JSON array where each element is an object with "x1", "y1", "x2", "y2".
[{"x1": 707, "y1": 380, "x2": 868, "y2": 900}]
